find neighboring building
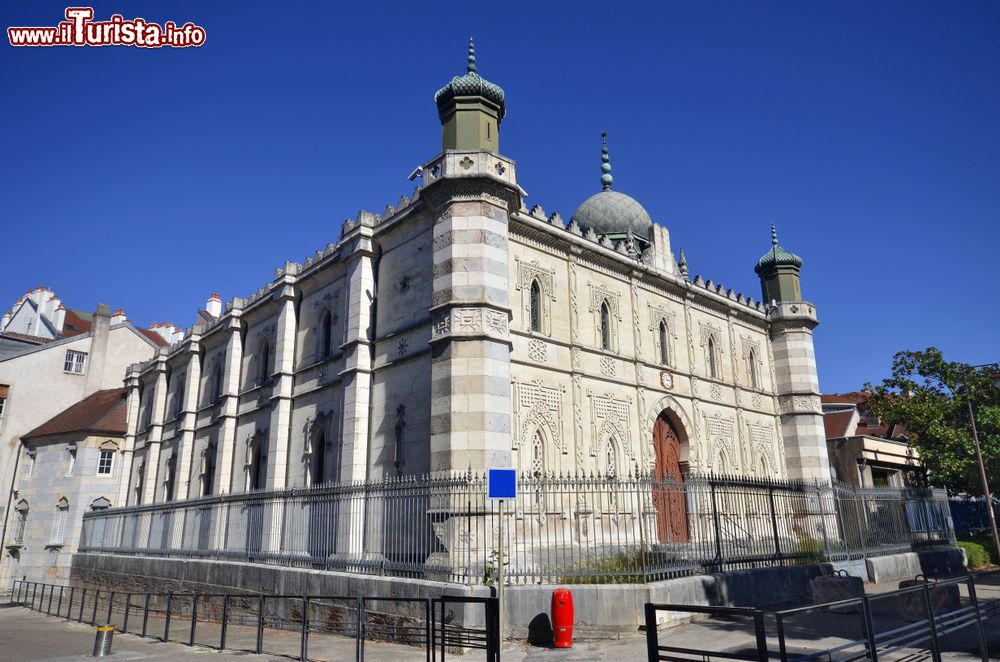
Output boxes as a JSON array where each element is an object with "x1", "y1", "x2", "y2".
[
  {"x1": 121, "y1": 39, "x2": 832, "y2": 525},
  {"x1": 4, "y1": 389, "x2": 127, "y2": 583},
  {"x1": 0, "y1": 293, "x2": 167, "y2": 584},
  {"x1": 823, "y1": 392, "x2": 925, "y2": 487}
]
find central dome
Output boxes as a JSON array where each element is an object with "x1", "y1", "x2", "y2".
[{"x1": 571, "y1": 190, "x2": 652, "y2": 240}]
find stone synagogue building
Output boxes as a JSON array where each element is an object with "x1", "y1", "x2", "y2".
[{"x1": 122, "y1": 41, "x2": 831, "y2": 512}]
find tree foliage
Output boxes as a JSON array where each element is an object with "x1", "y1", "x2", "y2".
[{"x1": 863, "y1": 348, "x2": 1000, "y2": 494}]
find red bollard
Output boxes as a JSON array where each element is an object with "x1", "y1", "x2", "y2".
[{"x1": 551, "y1": 588, "x2": 573, "y2": 648}]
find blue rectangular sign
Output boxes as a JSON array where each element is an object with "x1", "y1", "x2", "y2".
[{"x1": 487, "y1": 468, "x2": 517, "y2": 500}]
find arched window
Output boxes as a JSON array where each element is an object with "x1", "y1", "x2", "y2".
[
  {"x1": 310, "y1": 432, "x2": 327, "y2": 486},
  {"x1": 134, "y1": 463, "x2": 145, "y2": 505},
  {"x1": 12, "y1": 500, "x2": 28, "y2": 544},
  {"x1": 164, "y1": 454, "x2": 177, "y2": 501},
  {"x1": 530, "y1": 430, "x2": 544, "y2": 477},
  {"x1": 707, "y1": 336, "x2": 718, "y2": 379},
  {"x1": 51, "y1": 498, "x2": 69, "y2": 546},
  {"x1": 659, "y1": 321, "x2": 669, "y2": 365},
  {"x1": 210, "y1": 362, "x2": 223, "y2": 403},
  {"x1": 605, "y1": 438, "x2": 618, "y2": 478},
  {"x1": 600, "y1": 301, "x2": 611, "y2": 350},
  {"x1": 317, "y1": 310, "x2": 332, "y2": 360},
  {"x1": 247, "y1": 437, "x2": 266, "y2": 492},
  {"x1": 174, "y1": 375, "x2": 185, "y2": 418},
  {"x1": 748, "y1": 348, "x2": 759, "y2": 389},
  {"x1": 201, "y1": 444, "x2": 216, "y2": 497},
  {"x1": 257, "y1": 339, "x2": 270, "y2": 386},
  {"x1": 529, "y1": 280, "x2": 542, "y2": 333}
]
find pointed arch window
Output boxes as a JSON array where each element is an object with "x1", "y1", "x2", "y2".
[
  {"x1": 12, "y1": 500, "x2": 28, "y2": 544},
  {"x1": 51, "y1": 498, "x2": 69, "y2": 546},
  {"x1": 658, "y1": 320, "x2": 670, "y2": 365},
  {"x1": 257, "y1": 339, "x2": 270, "y2": 386},
  {"x1": 309, "y1": 432, "x2": 327, "y2": 486},
  {"x1": 707, "y1": 336, "x2": 718, "y2": 379},
  {"x1": 748, "y1": 348, "x2": 760, "y2": 389},
  {"x1": 600, "y1": 301, "x2": 611, "y2": 351},
  {"x1": 164, "y1": 454, "x2": 177, "y2": 501},
  {"x1": 529, "y1": 280, "x2": 542, "y2": 333},
  {"x1": 605, "y1": 437, "x2": 618, "y2": 478},
  {"x1": 530, "y1": 430, "x2": 544, "y2": 477},
  {"x1": 317, "y1": 309, "x2": 332, "y2": 360},
  {"x1": 201, "y1": 443, "x2": 216, "y2": 496},
  {"x1": 210, "y1": 361, "x2": 223, "y2": 403}
]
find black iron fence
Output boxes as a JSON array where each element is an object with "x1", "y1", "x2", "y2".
[
  {"x1": 79, "y1": 472, "x2": 954, "y2": 585},
  {"x1": 8, "y1": 579, "x2": 499, "y2": 662}
]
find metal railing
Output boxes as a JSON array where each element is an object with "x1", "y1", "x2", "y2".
[
  {"x1": 79, "y1": 472, "x2": 954, "y2": 585},
  {"x1": 644, "y1": 572, "x2": 996, "y2": 662},
  {"x1": 8, "y1": 579, "x2": 499, "y2": 662}
]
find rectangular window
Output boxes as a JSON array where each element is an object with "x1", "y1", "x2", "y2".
[
  {"x1": 98, "y1": 450, "x2": 114, "y2": 475},
  {"x1": 23, "y1": 451, "x2": 35, "y2": 477},
  {"x1": 0, "y1": 384, "x2": 8, "y2": 417},
  {"x1": 65, "y1": 448, "x2": 76, "y2": 477},
  {"x1": 64, "y1": 350, "x2": 88, "y2": 375}
]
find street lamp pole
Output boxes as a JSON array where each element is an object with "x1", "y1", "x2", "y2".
[{"x1": 966, "y1": 398, "x2": 1000, "y2": 560}]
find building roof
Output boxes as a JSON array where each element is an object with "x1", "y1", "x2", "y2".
[
  {"x1": 434, "y1": 39, "x2": 506, "y2": 118},
  {"x1": 23, "y1": 388, "x2": 128, "y2": 439},
  {"x1": 823, "y1": 410, "x2": 856, "y2": 439},
  {"x1": 61, "y1": 309, "x2": 92, "y2": 336},
  {"x1": 821, "y1": 391, "x2": 869, "y2": 405},
  {"x1": 754, "y1": 223, "x2": 803, "y2": 274},
  {"x1": 0, "y1": 331, "x2": 52, "y2": 345},
  {"x1": 136, "y1": 327, "x2": 169, "y2": 347}
]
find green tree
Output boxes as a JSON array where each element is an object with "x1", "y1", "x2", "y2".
[{"x1": 862, "y1": 348, "x2": 1000, "y2": 494}]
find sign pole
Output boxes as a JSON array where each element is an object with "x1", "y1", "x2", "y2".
[{"x1": 497, "y1": 497, "x2": 504, "y2": 645}]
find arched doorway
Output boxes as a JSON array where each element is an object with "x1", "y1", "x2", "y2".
[{"x1": 652, "y1": 411, "x2": 688, "y2": 543}]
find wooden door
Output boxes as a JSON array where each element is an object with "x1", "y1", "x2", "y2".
[{"x1": 653, "y1": 413, "x2": 688, "y2": 543}]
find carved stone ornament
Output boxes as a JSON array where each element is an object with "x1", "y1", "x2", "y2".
[
  {"x1": 527, "y1": 339, "x2": 548, "y2": 362},
  {"x1": 432, "y1": 307, "x2": 509, "y2": 341},
  {"x1": 420, "y1": 178, "x2": 519, "y2": 212},
  {"x1": 513, "y1": 379, "x2": 566, "y2": 453},
  {"x1": 588, "y1": 390, "x2": 633, "y2": 460}
]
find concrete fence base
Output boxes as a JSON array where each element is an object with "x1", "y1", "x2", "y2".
[{"x1": 67, "y1": 546, "x2": 967, "y2": 638}]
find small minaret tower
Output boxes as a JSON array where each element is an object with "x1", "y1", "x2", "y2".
[
  {"x1": 756, "y1": 224, "x2": 832, "y2": 484},
  {"x1": 425, "y1": 41, "x2": 520, "y2": 472},
  {"x1": 434, "y1": 38, "x2": 505, "y2": 152}
]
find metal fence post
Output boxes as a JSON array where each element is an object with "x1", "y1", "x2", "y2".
[
  {"x1": 141, "y1": 593, "x2": 151, "y2": 637},
  {"x1": 190, "y1": 594, "x2": 199, "y2": 646},
  {"x1": 967, "y1": 576, "x2": 990, "y2": 662},
  {"x1": 753, "y1": 611, "x2": 769, "y2": 662},
  {"x1": 78, "y1": 588, "x2": 86, "y2": 622},
  {"x1": 300, "y1": 596, "x2": 308, "y2": 662},
  {"x1": 256, "y1": 594, "x2": 264, "y2": 654},
  {"x1": 91, "y1": 590, "x2": 100, "y2": 625},
  {"x1": 66, "y1": 586, "x2": 75, "y2": 621},
  {"x1": 46, "y1": 584, "x2": 54, "y2": 615},
  {"x1": 644, "y1": 603, "x2": 658, "y2": 661},
  {"x1": 921, "y1": 584, "x2": 943, "y2": 662},
  {"x1": 220, "y1": 595, "x2": 229, "y2": 651},
  {"x1": 355, "y1": 595, "x2": 364, "y2": 662},
  {"x1": 122, "y1": 594, "x2": 131, "y2": 633},
  {"x1": 164, "y1": 593, "x2": 173, "y2": 641},
  {"x1": 710, "y1": 481, "x2": 723, "y2": 571},
  {"x1": 56, "y1": 586, "x2": 64, "y2": 618},
  {"x1": 861, "y1": 596, "x2": 879, "y2": 662}
]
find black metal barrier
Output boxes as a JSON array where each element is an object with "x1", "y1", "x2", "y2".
[
  {"x1": 644, "y1": 604, "x2": 769, "y2": 662},
  {"x1": 9, "y1": 580, "x2": 500, "y2": 661},
  {"x1": 645, "y1": 572, "x2": 996, "y2": 662}
]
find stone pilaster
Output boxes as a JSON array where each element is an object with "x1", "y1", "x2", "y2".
[
  {"x1": 214, "y1": 314, "x2": 243, "y2": 494},
  {"x1": 143, "y1": 358, "x2": 168, "y2": 504},
  {"x1": 266, "y1": 285, "x2": 297, "y2": 490},
  {"x1": 176, "y1": 340, "x2": 201, "y2": 499},
  {"x1": 769, "y1": 301, "x2": 830, "y2": 483},
  {"x1": 118, "y1": 368, "x2": 142, "y2": 506},
  {"x1": 425, "y1": 150, "x2": 519, "y2": 472}
]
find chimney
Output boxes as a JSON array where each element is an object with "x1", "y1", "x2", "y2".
[
  {"x1": 205, "y1": 293, "x2": 222, "y2": 318},
  {"x1": 52, "y1": 304, "x2": 66, "y2": 333},
  {"x1": 1, "y1": 311, "x2": 11, "y2": 331},
  {"x1": 111, "y1": 308, "x2": 127, "y2": 325},
  {"x1": 83, "y1": 304, "x2": 112, "y2": 396}
]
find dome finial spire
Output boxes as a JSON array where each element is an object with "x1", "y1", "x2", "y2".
[
  {"x1": 771, "y1": 222, "x2": 779, "y2": 246},
  {"x1": 467, "y1": 37, "x2": 477, "y2": 73},
  {"x1": 600, "y1": 130, "x2": 613, "y2": 191}
]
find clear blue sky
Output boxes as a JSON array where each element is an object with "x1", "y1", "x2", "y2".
[{"x1": 3, "y1": 1, "x2": 999, "y2": 392}]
